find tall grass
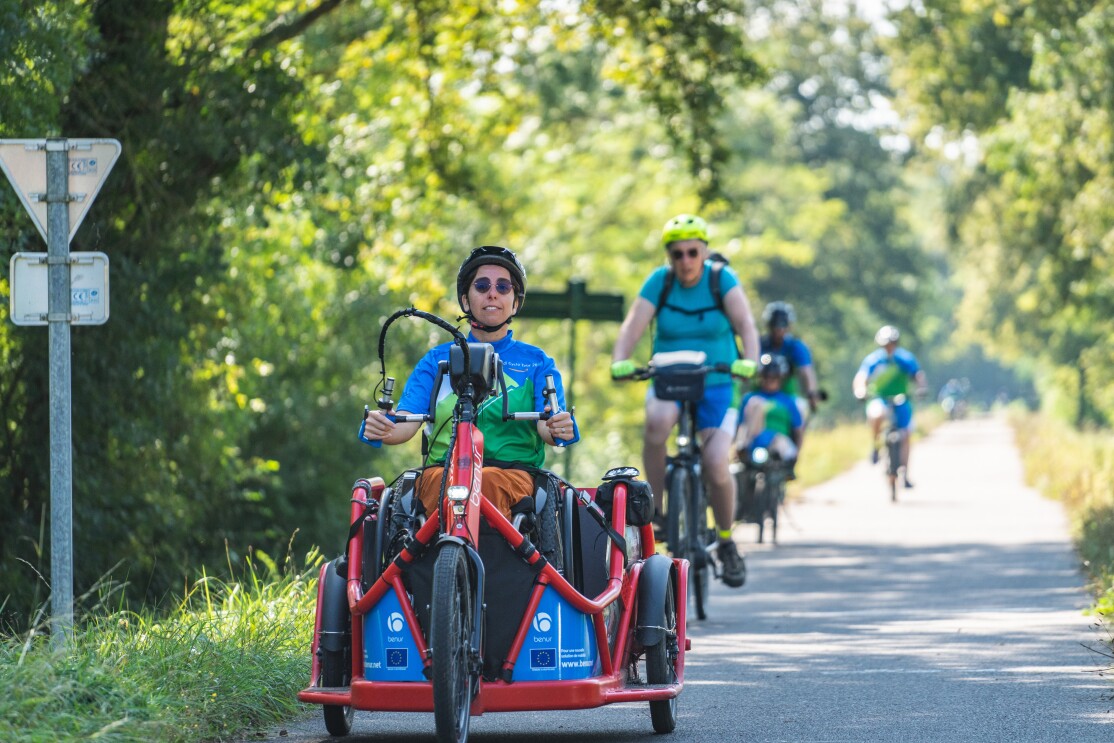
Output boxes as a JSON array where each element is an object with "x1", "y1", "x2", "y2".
[
  {"x1": 0, "y1": 546, "x2": 321, "y2": 743},
  {"x1": 1011, "y1": 411, "x2": 1114, "y2": 620}
]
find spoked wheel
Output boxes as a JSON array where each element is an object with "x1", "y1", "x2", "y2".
[
  {"x1": 755, "y1": 481, "x2": 767, "y2": 544},
  {"x1": 770, "y1": 483, "x2": 780, "y2": 544},
  {"x1": 646, "y1": 574, "x2": 680, "y2": 733},
  {"x1": 689, "y1": 480, "x2": 711, "y2": 623},
  {"x1": 318, "y1": 560, "x2": 354, "y2": 737},
  {"x1": 670, "y1": 466, "x2": 705, "y2": 620},
  {"x1": 886, "y1": 429, "x2": 902, "y2": 503},
  {"x1": 665, "y1": 465, "x2": 686, "y2": 555},
  {"x1": 431, "y1": 543, "x2": 477, "y2": 743}
]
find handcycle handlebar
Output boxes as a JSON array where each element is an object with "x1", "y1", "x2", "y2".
[{"x1": 360, "y1": 308, "x2": 568, "y2": 446}]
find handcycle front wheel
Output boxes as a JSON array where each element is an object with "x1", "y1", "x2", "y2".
[{"x1": 431, "y1": 542, "x2": 477, "y2": 743}]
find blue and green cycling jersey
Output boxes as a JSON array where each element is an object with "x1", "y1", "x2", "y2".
[
  {"x1": 639, "y1": 261, "x2": 741, "y2": 386},
  {"x1": 395, "y1": 331, "x2": 579, "y2": 467},
  {"x1": 857, "y1": 347, "x2": 921, "y2": 400},
  {"x1": 740, "y1": 389, "x2": 803, "y2": 437}
]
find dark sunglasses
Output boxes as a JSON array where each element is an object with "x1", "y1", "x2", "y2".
[
  {"x1": 472, "y1": 278, "x2": 515, "y2": 295},
  {"x1": 669, "y1": 247, "x2": 702, "y2": 261}
]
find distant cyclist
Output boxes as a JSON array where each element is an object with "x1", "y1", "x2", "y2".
[
  {"x1": 759, "y1": 301, "x2": 821, "y2": 421},
  {"x1": 611, "y1": 213, "x2": 759, "y2": 588},
  {"x1": 737, "y1": 353, "x2": 803, "y2": 478},
  {"x1": 852, "y1": 325, "x2": 927, "y2": 488}
]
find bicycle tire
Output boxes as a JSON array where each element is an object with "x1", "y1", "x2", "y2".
[
  {"x1": 431, "y1": 543, "x2": 475, "y2": 743},
  {"x1": 646, "y1": 575, "x2": 679, "y2": 733},
  {"x1": 688, "y1": 470, "x2": 710, "y2": 621},
  {"x1": 665, "y1": 463, "x2": 685, "y2": 554}
]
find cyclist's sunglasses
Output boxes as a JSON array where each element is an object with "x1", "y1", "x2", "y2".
[
  {"x1": 669, "y1": 247, "x2": 702, "y2": 261},
  {"x1": 472, "y1": 278, "x2": 515, "y2": 295}
]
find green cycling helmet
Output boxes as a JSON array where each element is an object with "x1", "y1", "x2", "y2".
[{"x1": 661, "y1": 214, "x2": 708, "y2": 247}]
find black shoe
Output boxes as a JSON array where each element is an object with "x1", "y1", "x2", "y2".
[
  {"x1": 870, "y1": 447, "x2": 879, "y2": 465},
  {"x1": 903, "y1": 476, "x2": 914, "y2": 489},
  {"x1": 717, "y1": 541, "x2": 746, "y2": 588}
]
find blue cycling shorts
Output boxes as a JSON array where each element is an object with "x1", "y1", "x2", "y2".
[
  {"x1": 866, "y1": 397, "x2": 914, "y2": 430},
  {"x1": 649, "y1": 382, "x2": 737, "y2": 433}
]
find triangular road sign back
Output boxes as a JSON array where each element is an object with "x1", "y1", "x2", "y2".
[{"x1": 0, "y1": 139, "x2": 122, "y2": 244}]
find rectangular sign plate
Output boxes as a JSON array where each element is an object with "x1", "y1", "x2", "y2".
[{"x1": 9, "y1": 251, "x2": 110, "y2": 325}]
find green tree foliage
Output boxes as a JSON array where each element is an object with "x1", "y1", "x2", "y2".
[
  {"x1": 0, "y1": 0, "x2": 765, "y2": 624},
  {"x1": 887, "y1": 1, "x2": 1114, "y2": 424}
]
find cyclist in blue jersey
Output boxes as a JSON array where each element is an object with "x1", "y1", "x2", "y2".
[
  {"x1": 610, "y1": 214, "x2": 759, "y2": 588},
  {"x1": 361, "y1": 246, "x2": 579, "y2": 517},
  {"x1": 760, "y1": 301, "x2": 821, "y2": 422},
  {"x1": 852, "y1": 325, "x2": 927, "y2": 488},
  {"x1": 737, "y1": 353, "x2": 803, "y2": 475}
]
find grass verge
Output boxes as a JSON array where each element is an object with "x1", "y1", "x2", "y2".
[
  {"x1": 1011, "y1": 410, "x2": 1114, "y2": 624},
  {"x1": 0, "y1": 547, "x2": 319, "y2": 742}
]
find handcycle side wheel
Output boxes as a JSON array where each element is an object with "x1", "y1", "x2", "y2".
[
  {"x1": 318, "y1": 559, "x2": 354, "y2": 737},
  {"x1": 431, "y1": 542, "x2": 477, "y2": 743},
  {"x1": 646, "y1": 574, "x2": 679, "y2": 733}
]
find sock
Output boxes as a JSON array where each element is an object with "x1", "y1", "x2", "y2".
[{"x1": 718, "y1": 529, "x2": 732, "y2": 542}]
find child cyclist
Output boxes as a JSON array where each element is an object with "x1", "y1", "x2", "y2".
[{"x1": 736, "y1": 353, "x2": 803, "y2": 478}]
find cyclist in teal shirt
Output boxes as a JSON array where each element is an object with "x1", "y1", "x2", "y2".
[
  {"x1": 852, "y1": 325, "x2": 927, "y2": 488},
  {"x1": 611, "y1": 214, "x2": 759, "y2": 587}
]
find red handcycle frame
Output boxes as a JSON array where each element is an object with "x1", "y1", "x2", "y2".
[{"x1": 299, "y1": 402, "x2": 689, "y2": 720}]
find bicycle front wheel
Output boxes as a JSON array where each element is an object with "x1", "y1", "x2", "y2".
[
  {"x1": 431, "y1": 543, "x2": 476, "y2": 743},
  {"x1": 688, "y1": 473, "x2": 711, "y2": 621}
]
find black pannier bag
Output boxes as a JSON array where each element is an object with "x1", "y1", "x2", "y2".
[{"x1": 595, "y1": 468, "x2": 654, "y2": 527}]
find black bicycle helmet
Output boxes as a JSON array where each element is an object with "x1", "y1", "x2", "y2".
[
  {"x1": 758, "y1": 352, "x2": 789, "y2": 379},
  {"x1": 456, "y1": 245, "x2": 527, "y2": 313},
  {"x1": 762, "y1": 301, "x2": 796, "y2": 328}
]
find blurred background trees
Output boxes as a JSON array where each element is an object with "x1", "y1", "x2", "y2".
[{"x1": 6, "y1": 0, "x2": 1091, "y2": 625}]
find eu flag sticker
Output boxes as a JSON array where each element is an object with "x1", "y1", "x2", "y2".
[
  {"x1": 387, "y1": 648, "x2": 408, "y2": 668},
  {"x1": 530, "y1": 648, "x2": 556, "y2": 669}
]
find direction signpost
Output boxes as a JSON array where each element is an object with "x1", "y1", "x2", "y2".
[
  {"x1": 1, "y1": 138, "x2": 120, "y2": 648},
  {"x1": 517, "y1": 279, "x2": 624, "y2": 478}
]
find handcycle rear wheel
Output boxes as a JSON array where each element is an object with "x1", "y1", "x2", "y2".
[
  {"x1": 431, "y1": 543, "x2": 476, "y2": 743},
  {"x1": 646, "y1": 576, "x2": 679, "y2": 733}
]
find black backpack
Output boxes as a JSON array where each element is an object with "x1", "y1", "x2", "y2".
[{"x1": 654, "y1": 251, "x2": 730, "y2": 320}]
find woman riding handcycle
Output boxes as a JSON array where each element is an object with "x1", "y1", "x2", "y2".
[{"x1": 298, "y1": 247, "x2": 689, "y2": 742}]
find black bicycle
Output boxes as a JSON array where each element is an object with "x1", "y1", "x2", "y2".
[
  {"x1": 618, "y1": 351, "x2": 749, "y2": 620},
  {"x1": 733, "y1": 447, "x2": 791, "y2": 544},
  {"x1": 881, "y1": 394, "x2": 907, "y2": 502}
]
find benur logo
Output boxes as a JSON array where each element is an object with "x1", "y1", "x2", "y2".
[
  {"x1": 532, "y1": 612, "x2": 552, "y2": 633},
  {"x1": 386, "y1": 611, "x2": 405, "y2": 633}
]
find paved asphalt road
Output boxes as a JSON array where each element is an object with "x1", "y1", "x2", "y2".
[{"x1": 245, "y1": 415, "x2": 1112, "y2": 742}]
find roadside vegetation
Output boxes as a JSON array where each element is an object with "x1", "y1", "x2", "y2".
[
  {"x1": 1012, "y1": 411, "x2": 1114, "y2": 625},
  {"x1": 0, "y1": 549, "x2": 317, "y2": 743}
]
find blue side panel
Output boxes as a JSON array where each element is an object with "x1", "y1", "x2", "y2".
[
  {"x1": 364, "y1": 589, "x2": 425, "y2": 681},
  {"x1": 512, "y1": 586, "x2": 599, "y2": 681}
]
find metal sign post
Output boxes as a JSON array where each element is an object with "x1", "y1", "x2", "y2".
[
  {"x1": 46, "y1": 140, "x2": 74, "y2": 649},
  {"x1": 1, "y1": 137, "x2": 120, "y2": 649},
  {"x1": 517, "y1": 279, "x2": 624, "y2": 479}
]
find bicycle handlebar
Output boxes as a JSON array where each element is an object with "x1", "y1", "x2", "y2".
[{"x1": 614, "y1": 361, "x2": 745, "y2": 382}]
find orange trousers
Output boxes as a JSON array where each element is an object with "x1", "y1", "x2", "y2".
[{"x1": 417, "y1": 466, "x2": 534, "y2": 519}]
